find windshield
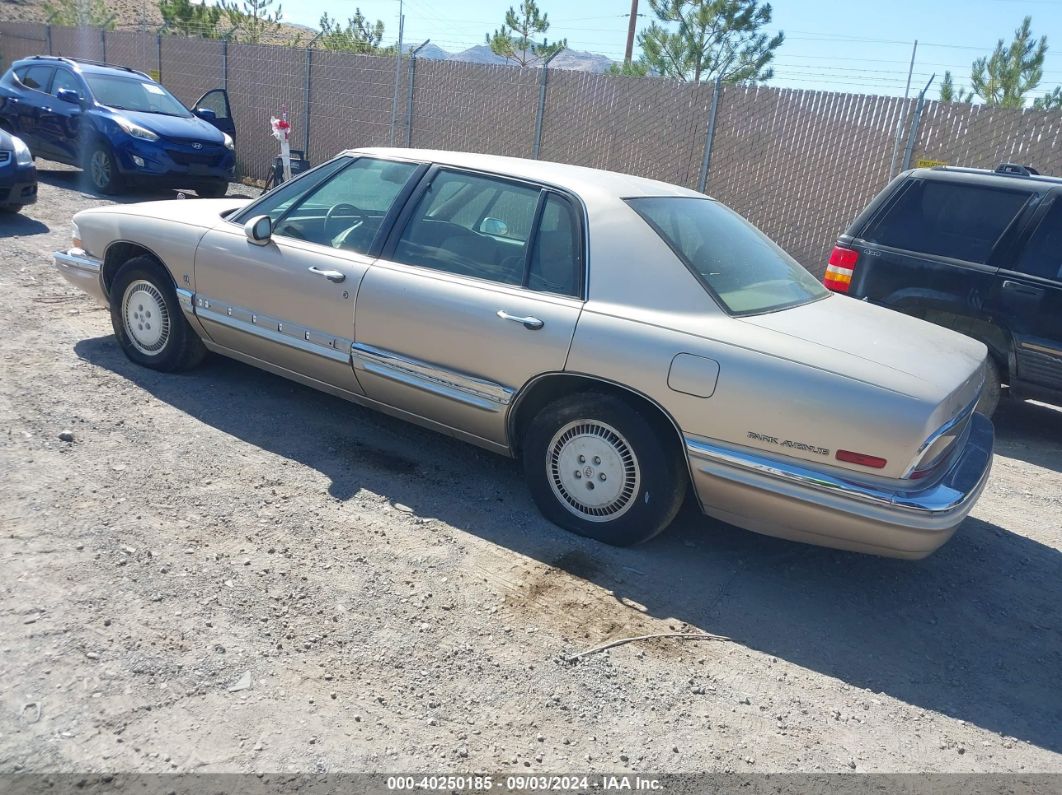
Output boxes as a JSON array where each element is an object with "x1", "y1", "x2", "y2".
[
  {"x1": 84, "y1": 74, "x2": 191, "y2": 117},
  {"x1": 627, "y1": 197, "x2": 828, "y2": 315}
]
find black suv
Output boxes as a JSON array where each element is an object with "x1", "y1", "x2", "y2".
[{"x1": 825, "y1": 163, "x2": 1062, "y2": 415}]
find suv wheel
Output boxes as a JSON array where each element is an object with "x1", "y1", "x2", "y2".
[
  {"x1": 86, "y1": 142, "x2": 122, "y2": 195},
  {"x1": 522, "y1": 393, "x2": 687, "y2": 546},
  {"x1": 110, "y1": 257, "x2": 206, "y2": 372}
]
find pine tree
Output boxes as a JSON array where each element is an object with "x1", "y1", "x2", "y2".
[
  {"x1": 939, "y1": 71, "x2": 973, "y2": 104},
  {"x1": 160, "y1": 0, "x2": 224, "y2": 38},
  {"x1": 1033, "y1": 86, "x2": 1062, "y2": 111},
  {"x1": 222, "y1": 0, "x2": 283, "y2": 45},
  {"x1": 43, "y1": 0, "x2": 115, "y2": 29},
  {"x1": 637, "y1": 0, "x2": 783, "y2": 84},
  {"x1": 969, "y1": 16, "x2": 1046, "y2": 108},
  {"x1": 487, "y1": 0, "x2": 566, "y2": 68},
  {"x1": 318, "y1": 10, "x2": 389, "y2": 55}
]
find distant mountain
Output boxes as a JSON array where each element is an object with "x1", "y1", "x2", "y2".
[
  {"x1": 549, "y1": 49, "x2": 616, "y2": 73},
  {"x1": 428, "y1": 44, "x2": 615, "y2": 73},
  {"x1": 400, "y1": 42, "x2": 451, "y2": 61},
  {"x1": 449, "y1": 45, "x2": 508, "y2": 66}
]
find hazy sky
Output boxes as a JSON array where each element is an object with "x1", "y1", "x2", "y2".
[{"x1": 278, "y1": 0, "x2": 1062, "y2": 99}]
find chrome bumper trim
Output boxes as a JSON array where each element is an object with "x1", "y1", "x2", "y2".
[
  {"x1": 54, "y1": 249, "x2": 107, "y2": 306},
  {"x1": 687, "y1": 413, "x2": 994, "y2": 531},
  {"x1": 352, "y1": 342, "x2": 514, "y2": 413}
]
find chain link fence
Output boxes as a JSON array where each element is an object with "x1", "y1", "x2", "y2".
[{"x1": 3, "y1": 22, "x2": 1062, "y2": 276}]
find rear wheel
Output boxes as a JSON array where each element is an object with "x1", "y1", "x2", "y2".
[
  {"x1": 522, "y1": 392, "x2": 687, "y2": 546},
  {"x1": 977, "y1": 355, "x2": 1002, "y2": 416},
  {"x1": 110, "y1": 257, "x2": 206, "y2": 372},
  {"x1": 85, "y1": 142, "x2": 122, "y2": 195}
]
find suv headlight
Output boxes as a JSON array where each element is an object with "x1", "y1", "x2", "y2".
[
  {"x1": 11, "y1": 135, "x2": 32, "y2": 166},
  {"x1": 115, "y1": 117, "x2": 159, "y2": 142},
  {"x1": 223, "y1": 132, "x2": 234, "y2": 151}
]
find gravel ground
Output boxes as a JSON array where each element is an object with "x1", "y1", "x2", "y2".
[{"x1": 1, "y1": 162, "x2": 1061, "y2": 776}]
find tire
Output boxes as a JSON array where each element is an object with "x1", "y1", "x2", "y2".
[
  {"x1": 109, "y1": 257, "x2": 206, "y2": 372},
  {"x1": 196, "y1": 180, "x2": 229, "y2": 198},
  {"x1": 522, "y1": 392, "x2": 687, "y2": 546},
  {"x1": 977, "y1": 355, "x2": 1002, "y2": 417},
  {"x1": 84, "y1": 141, "x2": 122, "y2": 195}
]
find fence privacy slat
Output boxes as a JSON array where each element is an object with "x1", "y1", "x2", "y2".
[{"x1": 2, "y1": 23, "x2": 1061, "y2": 277}]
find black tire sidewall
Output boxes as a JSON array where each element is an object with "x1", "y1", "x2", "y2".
[
  {"x1": 522, "y1": 393, "x2": 685, "y2": 546},
  {"x1": 110, "y1": 259, "x2": 193, "y2": 372},
  {"x1": 196, "y1": 180, "x2": 228, "y2": 198},
  {"x1": 86, "y1": 142, "x2": 120, "y2": 195}
]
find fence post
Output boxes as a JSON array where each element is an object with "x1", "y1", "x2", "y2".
[
  {"x1": 303, "y1": 45, "x2": 313, "y2": 156},
  {"x1": 222, "y1": 38, "x2": 229, "y2": 90},
  {"x1": 46, "y1": 25, "x2": 53, "y2": 55},
  {"x1": 901, "y1": 74, "x2": 936, "y2": 172},
  {"x1": 697, "y1": 76, "x2": 723, "y2": 193},
  {"x1": 101, "y1": 28, "x2": 107, "y2": 63},
  {"x1": 405, "y1": 40, "x2": 429, "y2": 148},
  {"x1": 532, "y1": 50, "x2": 561, "y2": 159},
  {"x1": 156, "y1": 34, "x2": 162, "y2": 82}
]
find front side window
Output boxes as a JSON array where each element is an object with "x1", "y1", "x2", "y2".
[
  {"x1": 864, "y1": 180, "x2": 1030, "y2": 264},
  {"x1": 393, "y1": 170, "x2": 541, "y2": 286},
  {"x1": 1014, "y1": 199, "x2": 1062, "y2": 281},
  {"x1": 51, "y1": 69, "x2": 82, "y2": 98},
  {"x1": 628, "y1": 197, "x2": 827, "y2": 315},
  {"x1": 271, "y1": 157, "x2": 420, "y2": 253},
  {"x1": 84, "y1": 74, "x2": 190, "y2": 117}
]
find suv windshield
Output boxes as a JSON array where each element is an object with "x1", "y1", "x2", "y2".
[
  {"x1": 84, "y1": 74, "x2": 190, "y2": 117},
  {"x1": 627, "y1": 197, "x2": 828, "y2": 315}
]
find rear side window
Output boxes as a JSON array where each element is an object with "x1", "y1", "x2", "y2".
[
  {"x1": 864, "y1": 180, "x2": 1029, "y2": 264},
  {"x1": 1015, "y1": 199, "x2": 1062, "y2": 281},
  {"x1": 16, "y1": 65, "x2": 54, "y2": 91}
]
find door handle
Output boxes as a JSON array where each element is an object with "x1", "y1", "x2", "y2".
[
  {"x1": 1002, "y1": 279, "x2": 1043, "y2": 298},
  {"x1": 497, "y1": 310, "x2": 544, "y2": 330},
  {"x1": 308, "y1": 266, "x2": 345, "y2": 283}
]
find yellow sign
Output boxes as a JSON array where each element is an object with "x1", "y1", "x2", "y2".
[
  {"x1": 917, "y1": 158, "x2": 948, "y2": 169},
  {"x1": 148, "y1": 70, "x2": 161, "y2": 82}
]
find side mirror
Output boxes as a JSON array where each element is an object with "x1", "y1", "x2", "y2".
[
  {"x1": 56, "y1": 88, "x2": 82, "y2": 105},
  {"x1": 195, "y1": 107, "x2": 218, "y2": 122},
  {"x1": 480, "y1": 217, "x2": 508, "y2": 237},
  {"x1": 244, "y1": 215, "x2": 272, "y2": 245}
]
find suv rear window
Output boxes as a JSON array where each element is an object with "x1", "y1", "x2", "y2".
[
  {"x1": 627, "y1": 197, "x2": 828, "y2": 315},
  {"x1": 864, "y1": 179, "x2": 1029, "y2": 264}
]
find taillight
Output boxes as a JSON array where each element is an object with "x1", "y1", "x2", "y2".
[
  {"x1": 836, "y1": 449, "x2": 887, "y2": 469},
  {"x1": 824, "y1": 245, "x2": 859, "y2": 293}
]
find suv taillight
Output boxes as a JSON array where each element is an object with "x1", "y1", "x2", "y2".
[{"x1": 824, "y1": 246, "x2": 859, "y2": 293}]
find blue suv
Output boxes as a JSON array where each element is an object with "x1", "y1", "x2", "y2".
[{"x1": 0, "y1": 56, "x2": 236, "y2": 196}]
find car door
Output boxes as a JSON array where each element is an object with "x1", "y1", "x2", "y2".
[
  {"x1": 192, "y1": 155, "x2": 425, "y2": 396},
  {"x1": 990, "y1": 189, "x2": 1062, "y2": 393},
  {"x1": 354, "y1": 166, "x2": 585, "y2": 449},
  {"x1": 9, "y1": 64, "x2": 55, "y2": 154},
  {"x1": 192, "y1": 88, "x2": 235, "y2": 139},
  {"x1": 36, "y1": 67, "x2": 84, "y2": 165}
]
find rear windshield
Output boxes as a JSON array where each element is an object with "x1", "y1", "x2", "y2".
[
  {"x1": 85, "y1": 74, "x2": 190, "y2": 117},
  {"x1": 627, "y1": 197, "x2": 828, "y2": 315},
  {"x1": 863, "y1": 179, "x2": 1030, "y2": 264}
]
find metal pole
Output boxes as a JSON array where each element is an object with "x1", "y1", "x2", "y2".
[
  {"x1": 101, "y1": 28, "x2": 107, "y2": 63},
  {"x1": 405, "y1": 40, "x2": 429, "y2": 148},
  {"x1": 624, "y1": 0, "x2": 638, "y2": 65},
  {"x1": 46, "y1": 25, "x2": 52, "y2": 56},
  {"x1": 888, "y1": 39, "x2": 918, "y2": 179},
  {"x1": 532, "y1": 49, "x2": 561, "y2": 159},
  {"x1": 222, "y1": 37, "x2": 229, "y2": 90},
  {"x1": 697, "y1": 76, "x2": 722, "y2": 193},
  {"x1": 157, "y1": 33, "x2": 162, "y2": 82},
  {"x1": 304, "y1": 47, "x2": 313, "y2": 156},
  {"x1": 902, "y1": 73, "x2": 936, "y2": 172},
  {"x1": 388, "y1": 3, "x2": 404, "y2": 146}
]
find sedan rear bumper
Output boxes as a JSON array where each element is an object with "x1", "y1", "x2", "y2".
[
  {"x1": 686, "y1": 412, "x2": 994, "y2": 559},
  {"x1": 54, "y1": 249, "x2": 108, "y2": 307}
]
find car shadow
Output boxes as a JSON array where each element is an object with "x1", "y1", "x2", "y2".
[
  {"x1": 0, "y1": 211, "x2": 49, "y2": 237},
  {"x1": 992, "y1": 397, "x2": 1062, "y2": 472},
  {"x1": 74, "y1": 334, "x2": 1062, "y2": 755},
  {"x1": 35, "y1": 166, "x2": 202, "y2": 203}
]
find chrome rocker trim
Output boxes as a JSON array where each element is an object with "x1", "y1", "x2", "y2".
[
  {"x1": 351, "y1": 342, "x2": 514, "y2": 413},
  {"x1": 54, "y1": 249, "x2": 107, "y2": 306},
  {"x1": 687, "y1": 412, "x2": 994, "y2": 534}
]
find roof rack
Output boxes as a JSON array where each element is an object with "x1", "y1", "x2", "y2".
[
  {"x1": 995, "y1": 163, "x2": 1040, "y2": 177},
  {"x1": 28, "y1": 54, "x2": 148, "y2": 78}
]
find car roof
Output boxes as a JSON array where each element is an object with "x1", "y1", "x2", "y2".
[
  {"x1": 351, "y1": 147, "x2": 707, "y2": 200},
  {"x1": 910, "y1": 164, "x2": 1062, "y2": 192},
  {"x1": 14, "y1": 55, "x2": 150, "y2": 80}
]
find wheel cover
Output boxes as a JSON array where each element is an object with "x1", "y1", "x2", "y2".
[
  {"x1": 121, "y1": 280, "x2": 171, "y2": 356},
  {"x1": 90, "y1": 150, "x2": 111, "y2": 188},
  {"x1": 547, "y1": 420, "x2": 641, "y2": 522}
]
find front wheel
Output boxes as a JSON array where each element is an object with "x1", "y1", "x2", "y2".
[
  {"x1": 0, "y1": 204, "x2": 23, "y2": 214},
  {"x1": 522, "y1": 393, "x2": 687, "y2": 546},
  {"x1": 85, "y1": 142, "x2": 122, "y2": 195},
  {"x1": 110, "y1": 257, "x2": 206, "y2": 372},
  {"x1": 196, "y1": 180, "x2": 229, "y2": 198}
]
